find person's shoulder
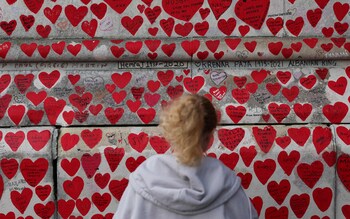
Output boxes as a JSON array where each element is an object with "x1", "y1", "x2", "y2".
[{"x1": 202, "y1": 156, "x2": 235, "y2": 173}]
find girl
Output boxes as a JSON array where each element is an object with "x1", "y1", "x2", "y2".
[{"x1": 114, "y1": 94, "x2": 258, "y2": 219}]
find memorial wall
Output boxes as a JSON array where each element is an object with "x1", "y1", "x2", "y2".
[{"x1": 0, "y1": 0, "x2": 350, "y2": 218}]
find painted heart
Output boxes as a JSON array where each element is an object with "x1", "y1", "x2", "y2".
[
  {"x1": 91, "y1": 192, "x2": 111, "y2": 212},
  {"x1": 147, "y1": 80, "x2": 161, "y2": 92},
  {"x1": 63, "y1": 176, "x2": 84, "y2": 199},
  {"x1": 266, "y1": 83, "x2": 281, "y2": 95},
  {"x1": 104, "y1": 0, "x2": 132, "y2": 14},
  {"x1": 0, "y1": 74, "x2": 11, "y2": 93},
  {"x1": 312, "y1": 126, "x2": 332, "y2": 154},
  {"x1": 267, "y1": 179, "x2": 290, "y2": 205},
  {"x1": 26, "y1": 90, "x2": 47, "y2": 106},
  {"x1": 80, "y1": 129, "x2": 102, "y2": 149},
  {"x1": 27, "y1": 109, "x2": 44, "y2": 125},
  {"x1": 24, "y1": 0, "x2": 44, "y2": 14},
  {"x1": 166, "y1": 85, "x2": 184, "y2": 99},
  {"x1": 239, "y1": 146, "x2": 256, "y2": 167},
  {"x1": 265, "y1": 206, "x2": 289, "y2": 218},
  {"x1": 337, "y1": 126, "x2": 350, "y2": 145},
  {"x1": 183, "y1": 76, "x2": 204, "y2": 93},
  {"x1": 126, "y1": 99, "x2": 141, "y2": 112},
  {"x1": 218, "y1": 18, "x2": 236, "y2": 35},
  {"x1": 252, "y1": 126, "x2": 276, "y2": 153},
  {"x1": 328, "y1": 76, "x2": 347, "y2": 95},
  {"x1": 219, "y1": 152, "x2": 239, "y2": 170},
  {"x1": 334, "y1": 22, "x2": 349, "y2": 35},
  {"x1": 333, "y1": 2, "x2": 349, "y2": 21},
  {"x1": 266, "y1": 17, "x2": 283, "y2": 35},
  {"x1": 0, "y1": 42, "x2": 11, "y2": 58},
  {"x1": 121, "y1": 15, "x2": 143, "y2": 35},
  {"x1": 137, "y1": 108, "x2": 156, "y2": 124},
  {"x1": 0, "y1": 20, "x2": 17, "y2": 36},
  {"x1": 95, "y1": 173, "x2": 110, "y2": 189},
  {"x1": 60, "y1": 133, "x2": 79, "y2": 151},
  {"x1": 297, "y1": 160, "x2": 323, "y2": 188},
  {"x1": 251, "y1": 69, "x2": 269, "y2": 84},
  {"x1": 315, "y1": 68, "x2": 328, "y2": 80},
  {"x1": 44, "y1": 5, "x2": 62, "y2": 24},
  {"x1": 89, "y1": 104, "x2": 103, "y2": 116},
  {"x1": 109, "y1": 178, "x2": 129, "y2": 201},
  {"x1": 76, "y1": 198, "x2": 91, "y2": 216},
  {"x1": 337, "y1": 153, "x2": 350, "y2": 191},
  {"x1": 157, "y1": 70, "x2": 174, "y2": 86},
  {"x1": 91, "y1": 3, "x2": 107, "y2": 19},
  {"x1": 300, "y1": 75, "x2": 316, "y2": 89},
  {"x1": 287, "y1": 127, "x2": 310, "y2": 146},
  {"x1": 210, "y1": 86, "x2": 227, "y2": 100},
  {"x1": 276, "y1": 136, "x2": 291, "y2": 149},
  {"x1": 125, "y1": 41, "x2": 143, "y2": 54},
  {"x1": 64, "y1": 5, "x2": 88, "y2": 27},
  {"x1": 237, "y1": 172, "x2": 252, "y2": 189},
  {"x1": 225, "y1": 105, "x2": 246, "y2": 123},
  {"x1": 82, "y1": 19, "x2": 98, "y2": 37},
  {"x1": 27, "y1": 130, "x2": 51, "y2": 151},
  {"x1": 235, "y1": 0, "x2": 270, "y2": 30},
  {"x1": 0, "y1": 94, "x2": 12, "y2": 120},
  {"x1": 111, "y1": 72, "x2": 132, "y2": 89},
  {"x1": 231, "y1": 88, "x2": 250, "y2": 104},
  {"x1": 150, "y1": 136, "x2": 170, "y2": 154},
  {"x1": 51, "y1": 41, "x2": 65, "y2": 55},
  {"x1": 11, "y1": 188, "x2": 33, "y2": 214},
  {"x1": 81, "y1": 153, "x2": 101, "y2": 178},
  {"x1": 105, "y1": 107, "x2": 124, "y2": 124},
  {"x1": 104, "y1": 147, "x2": 125, "y2": 172},
  {"x1": 82, "y1": 39, "x2": 100, "y2": 51},
  {"x1": 276, "y1": 71, "x2": 291, "y2": 84},
  {"x1": 38, "y1": 70, "x2": 60, "y2": 89},
  {"x1": 293, "y1": 103, "x2": 312, "y2": 121},
  {"x1": 20, "y1": 15, "x2": 35, "y2": 31},
  {"x1": 218, "y1": 128, "x2": 245, "y2": 151},
  {"x1": 1, "y1": 158, "x2": 18, "y2": 179},
  {"x1": 128, "y1": 132, "x2": 149, "y2": 153},
  {"x1": 162, "y1": 0, "x2": 204, "y2": 21},
  {"x1": 290, "y1": 193, "x2": 310, "y2": 218},
  {"x1": 20, "y1": 158, "x2": 49, "y2": 187},
  {"x1": 322, "y1": 102, "x2": 348, "y2": 123},
  {"x1": 286, "y1": 17, "x2": 304, "y2": 36},
  {"x1": 126, "y1": 156, "x2": 146, "y2": 172},
  {"x1": 5, "y1": 131, "x2": 25, "y2": 152},
  {"x1": 253, "y1": 159, "x2": 276, "y2": 185},
  {"x1": 282, "y1": 86, "x2": 299, "y2": 102},
  {"x1": 268, "y1": 103, "x2": 290, "y2": 123},
  {"x1": 61, "y1": 158, "x2": 80, "y2": 176},
  {"x1": 34, "y1": 201, "x2": 55, "y2": 218},
  {"x1": 278, "y1": 149, "x2": 301, "y2": 177},
  {"x1": 35, "y1": 184, "x2": 51, "y2": 201},
  {"x1": 181, "y1": 40, "x2": 200, "y2": 56},
  {"x1": 307, "y1": 8, "x2": 322, "y2": 27},
  {"x1": 313, "y1": 187, "x2": 332, "y2": 212},
  {"x1": 57, "y1": 199, "x2": 75, "y2": 218},
  {"x1": 8, "y1": 105, "x2": 26, "y2": 125}
]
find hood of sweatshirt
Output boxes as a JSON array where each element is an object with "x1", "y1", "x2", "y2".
[{"x1": 129, "y1": 154, "x2": 242, "y2": 215}]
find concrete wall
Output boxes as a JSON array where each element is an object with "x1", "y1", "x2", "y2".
[{"x1": 0, "y1": 0, "x2": 350, "y2": 218}]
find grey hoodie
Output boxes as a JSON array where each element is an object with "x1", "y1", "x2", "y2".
[{"x1": 114, "y1": 154, "x2": 258, "y2": 219}]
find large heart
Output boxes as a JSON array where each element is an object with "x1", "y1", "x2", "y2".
[
  {"x1": 337, "y1": 154, "x2": 350, "y2": 192},
  {"x1": 104, "y1": 147, "x2": 125, "y2": 172},
  {"x1": 162, "y1": 0, "x2": 204, "y2": 21},
  {"x1": 234, "y1": 0, "x2": 270, "y2": 30},
  {"x1": 20, "y1": 158, "x2": 49, "y2": 187}
]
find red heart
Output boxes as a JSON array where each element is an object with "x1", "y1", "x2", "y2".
[
  {"x1": 333, "y1": 2, "x2": 349, "y2": 21},
  {"x1": 67, "y1": 74, "x2": 80, "y2": 85},
  {"x1": 64, "y1": 5, "x2": 88, "y2": 27},
  {"x1": 125, "y1": 41, "x2": 143, "y2": 54},
  {"x1": 231, "y1": 88, "x2": 250, "y2": 104},
  {"x1": 282, "y1": 86, "x2": 299, "y2": 102},
  {"x1": 104, "y1": 147, "x2": 125, "y2": 172},
  {"x1": 208, "y1": 0, "x2": 232, "y2": 19},
  {"x1": 44, "y1": 5, "x2": 62, "y2": 24},
  {"x1": 323, "y1": 102, "x2": 348, "y2": 123},
  {"x1": 81, "y1": 19, "x2": 97, "y2": 37},
  {"x1": 313, "y1": 187, "x2": 332, "y2": 212},
  {"x1": 69, "y1": 92, "x2": 93, "y2": 113},
  {"x1": 266, "y1": 17, "x2": 283, "y2": 36},
  {"x1": 254, "y1": 159, "x2": 276, "y2": 185},
  {"x1": 37, "y1": 45, "x2": 51, "y2": 59},
  {"x1": 0, "y1": 94, "x2": 11, "y2": 121},
  {"x1": 80, "y1": 129, "x2": 102, "y2": 149},
  {"x1": 36, "y1": 25, "x2": 51, "y2": 38},
  {"x1": 315, "y1": 0, "x2": 329, "y2": 9},
  {"x1": 20, "y1": 15, "x2": 35, "y2": 31},
  {"x1": 121, "y1": 16, "x2": 143, "y2": 35},
  {"x1": 291, "y1": 42, "x2": 302, "y2": 52},
  {"x1": 51, "y1": 41, "x2": 65, "y2": 55},
  {"x1": 322, "y1": 27, "x2": 334, "y2": 37},
  {"x1": 94, "y1": 173, "x2": 110, "y2": 189},
  {"x1": 278, "y1": 150, "x2": 300, "y2": 176},
  {"x1": 144, "y1": 93, "x2": 160, "y2": 107},
  {"x1": 67, "y1": 44, "x2": 82, "y2": 56},
  {"x1": 251, "y1": 197, "x2": 263, "y2": 216},
  {"x1": 307, "y1": 8, "x2": 322, "y2": 27},
  {"x1": 235, "y1": 0, "x2": 270, "y2": 30},
  {"x1": 265, "y1": 206, "x2": 288, "y2": 218},
  {"x1": 174, "y1": 23, "x2": 193, "y2": 37},
  {"x1": 334, "y1": 22, "x2": 349, "y2": 35},
  {"x1": 238, "y1": 25, "x2": 250, "y2": 36},
  {"x1": 105, "y1": 107, "x2": 124, "y2": 124},
  {"x1": 194, "y1": 21, "x2": 209, "y2": 36},
  {"x1": 293, "y1": 103, "x2": 312, "y2": 121},
  {"x1": 76, "y1": 198, "x2": 91, "y2": 216},
  {"x1": 162, "y1": 0, "x2": 204, "y2": 21},
  {"x1": 126, "y1": 99, "x2": 141, "y2": 113},
  {"x1": 337, "y1": 153, "x2": 350, "y2": 191},
  {"x1": 39, "y1": 70, "x2": 60, "y2": 89},
  {"x1": 60, "y1": 133, "x2": 79, "y2": 151},
  {"x1": 109, "y1": 178, "x2": 128, "y2": 201},
  {"x1": 268, "y1": 103, "x2": 290, "y2": 123},
  {"x1": 111, "y1": 72, "x2": 132, "y2": 89},
  {"x1": 244, "y1": 41, "x2": 257, "y2": 52},
  {"x1": 337, "y1": 126, "x2": 350, "y2": 145},
  {"x1": 166, "y1": 85, "x2": 184, "y2": 99},
  {"x1": 8, "y1": 105, "x2": 26, "y2": 125},
  {"x1": 26, "y1": 91, "x2": 47, "y2": 106},
  {"x1": 157, "y1": 70, "x2": 174, "y2": 86},
  {"x1": 0, "y1": 42, "x2": 11, "y2": 58},
  {"x1": 27, "y1": 130, "x2": 51, "y2": 151},
  {"x1": 225, "y1": 105, "x2": 246, "y2": 123},
  {"x1": 199, "y1": 8, "x2": 210, "y2": 19},
  {"x1": 266, "y1": 82, "x2": 281, "y2": 95},
  {"x1": 312, "y1": 126, "x2": 332, "y2": 154},
  {"x1": 287, "y1": 127, "x2": 310, "y2": 146},
  {"x1": 11, "y1": 188, "x2": 33, "y2": 214},
  {"x1": 126, "y1": 156, "x2": 146, "y2": 172},
  {"x1": 24, "y1": 0, "x2": 43, "y2": 14},
  {"x1": 137, "y1": 108, "x2": 156, "y2": 124},
  {"x1": 300, "y1": 75, "x2": 317, "y2": 89},
  {"x1": 145, "y1": 6, "x2": 162, "y2": 24},
  {"x1": 225, "y1": 38, "x2": 241, "y2": 50},
  {"x1": 181, "y1": 40, "x2": 200, "y2": 56},
  {"x1": 267, "y1": 179, "x2": 290, "y2": 205},
  {"x1": 104, "y1": 0, "x2": 132, "y2": 13},
  {"x1": 0, "y1": 20, "x2": 17, "y2": 36},
  {"x1": 0, "y1": 74, "x2": 11, "y2": 93},
  {"x1": 252, "y1": 126, "x2": 276, "y2": 153},
  {"x1": 1, "y1": 158, "x2": 18, "y2": 179},
  {"x1": 63, "y1": 176, "x2": 84, "y2": 199},
  {"x1": 150, "y1": 136, "x2": 170, "y2": 154},
  {"x1": 322, "y1": 151, "x2": 336, "y2": 167},
  {"x1": 218, "y1": 128, "x2": 245, "y2": 151},
  {"x1": 237, "y1": 172, "x2": 252, "y2": 189},
  {"x1": 286, "y1": 17, "x2": 304, "y2": 36},
  {"x1": 35, "y1": 185, "x2": 51, "y2": 201},
  {"x1": 290, "y1": 193, "x2": 310, "y2": 218},
  {"x1": 328, "y1": 76, "x2": 347, "y2": 95},
  {"x1": 183, "y1": 76, "x2": 204, "y2": 93},
  {"x1": 57, "y1": 199, "x2": 75, "y2": 218},
  {"x1": 61, "y1": 158, "x2": 80, "y2": 177},
  {"x1": 218, "y1": 18, "x2": 236, "y2": 35},
  {"x1": 92, "y1": 193, "x2": 111, "y2": 212},
  {"x1": 251, "y1": 69, "x2": 269, "y2": 84},
  {"x1": 219, "y1": 152, "x2": 239, "y2": 170},
  {"x1": 315, "y1": 68, "x2": 328, "y2": 80},
  {"x1": 34, "y1": 202, "x2": 55, "y2": 218},
  {"x1": 5, "y1": 131, "x2": 25, "y2": 152},
  {"x1": 89, "y1": 104, "x2": 102, "y2": 116},
  {"x1": 297, "y1": 160, "x2": 323, "y2": 188},
  {"x1": 239, "y1": 146, "x2": 256, "y2": 167},
  {"x1": 147, "y1": 80, "x2": 161, "y2": 92},
  {"x1": 27, "y1": 109, "x2": 44, "y2": 125},
  {"x1": 20, "y1": 158, "x2": 49, "y2": 187},
  {"x1": 90, "y1": 3, "x2": 107, "y2": 19},
  {"x1": 276, "y1": 136, "x2": 291, "y2": 149},
  {"x1": 145, "y1": 40, "x2": 161, "y2": 52},
  {"x1": 81, "y1": 153, "x2": 101, "y2": 178},
  {"x1": 82, "y1": 39, "x2": 99, "y2": 51},
  {"x1": 276, "y1": 71, "x2": 291, "y2": 84},
  {"x1": 233, "y1": 76, "x2": 247, "y2": 88},
  {"x1": 6, "y1": 0, "x2": 17, "y2": 4}
]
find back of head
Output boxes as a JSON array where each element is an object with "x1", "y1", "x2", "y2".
[{"x1": 160, "y1": 94, "x2": 218, "y2": 166}]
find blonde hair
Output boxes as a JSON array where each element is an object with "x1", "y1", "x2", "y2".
[{"x1": 160, "y1": 94, "x2": 218, "y2": 166}]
